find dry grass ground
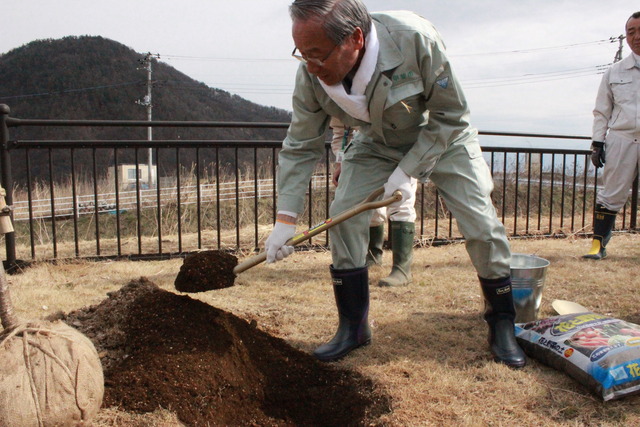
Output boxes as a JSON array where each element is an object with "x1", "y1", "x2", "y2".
[{"x1": 5, "y1": 233, "x2": 640, "y2": 426}]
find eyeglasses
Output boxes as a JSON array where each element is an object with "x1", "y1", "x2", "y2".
[{"x1": 291, "y1": 43, "x2": 339, "y2": 67}]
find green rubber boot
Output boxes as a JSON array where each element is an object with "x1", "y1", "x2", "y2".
[
  {"x1": 583, "y1": 204, "x2": 616, "y2": 260},
  {"x1": 365, "y1": 225, "x2": 385, "y2": 267},
  {"x1": 378, "y1": 221, "x2": 414, "y2": 287}
]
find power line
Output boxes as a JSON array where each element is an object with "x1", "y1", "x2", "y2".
[
  {"x1": 0, "y1": 81, "x2": 142, "y2": 100},
  {"x1": 463, "y1": 64, "x2": 611, "y2": 88},
  {"x1": 160, "y1": 38, "x2": 615, "y2": 63},
  {"x1": 0, "y1": 63, "x2": 609, "y2": 101},
  {"x1": 0, "y1": 37, "x2": 621, "y2": 101},
  {"x1": 464, "y1": 70, "x2": 601, "y2": 89},
  {"x1": 162, "y1": 54, "x2": 291, "y2": 62},
  {"x1": 449, "y1": 38, "x2": 614, "y2": 57}
]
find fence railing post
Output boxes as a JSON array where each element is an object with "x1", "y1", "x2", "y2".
[
  {"x1": 0, "y1": 104, "x2": 17, "y2": 269},
  {"x1": 631, "y1": 172, "x2": 639, "y2": 230}
]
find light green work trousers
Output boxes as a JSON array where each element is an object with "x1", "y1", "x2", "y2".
[{"x1": 329, "y1": 138, "x2": 511, "y2": 279}]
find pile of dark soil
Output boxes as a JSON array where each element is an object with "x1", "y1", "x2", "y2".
[
  {"x1": 60, "y1": 277, "x2": 391, "y2": 426},
  {"x1": 174, "y1": 250, "x2": 238, "y2": 292}
]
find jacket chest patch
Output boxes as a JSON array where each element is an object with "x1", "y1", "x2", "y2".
[
  {"x1": 392, "y1": 71, "x2": 416, "y2": 82},
  {"x1": 436, "y1": 76, "x2": 449, "y2": 89}
]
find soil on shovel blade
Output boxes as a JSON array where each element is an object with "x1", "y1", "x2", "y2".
[
  {"x1": 60, "y1": 277, "x2": 391, "y2": 426},
  {"x1": 174, "y1": 250, "x2": 238, "y2": 292}
]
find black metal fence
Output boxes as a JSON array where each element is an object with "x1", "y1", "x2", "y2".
[{"x1": 1, "y1": 103, "x2": 638, "y2": 268}]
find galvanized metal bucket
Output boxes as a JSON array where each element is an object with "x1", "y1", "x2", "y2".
[{"x1": 510, "y1": 253, "x2": 550, "y2": 323}]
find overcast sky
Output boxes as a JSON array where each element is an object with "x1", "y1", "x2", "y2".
[{"x1": 0, "y1": 0, "x2": 637, "y2": 142}]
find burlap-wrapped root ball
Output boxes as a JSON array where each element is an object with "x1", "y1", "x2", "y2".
[{"x1": 0, "y1": 320, "x2": 104, "y2": 427}]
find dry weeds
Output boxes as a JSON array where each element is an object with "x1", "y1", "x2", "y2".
[{"x1": 4, "y1": 233, "x2": 640, "y2": 426}]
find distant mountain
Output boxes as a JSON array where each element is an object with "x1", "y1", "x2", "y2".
[{"x1": 0, "y1": 36, "x2": 292, "y2": 184}]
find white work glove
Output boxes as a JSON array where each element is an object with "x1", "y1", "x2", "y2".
[
  {"x1": 265, "y1": 217, "x2": 296, "y2": 263},
  {"x1": 384, "y1": 166, "x2": 413, "y2": 208}
]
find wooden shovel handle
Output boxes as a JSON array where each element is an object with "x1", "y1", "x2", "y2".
[{"x1": 233, "y1": 187, "x2": 402, "y2": 275}]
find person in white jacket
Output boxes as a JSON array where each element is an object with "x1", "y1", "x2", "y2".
[
  {"x1": 329, "y1": 117, "x2": 417, "y2": 287},
  {"x1": 585, "y1": 11, "x2": 640, "y2": 260}
]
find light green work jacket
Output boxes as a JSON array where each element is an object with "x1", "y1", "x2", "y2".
[{"x1": 277, "y1": 11, "x2": 478, "y2": 214}]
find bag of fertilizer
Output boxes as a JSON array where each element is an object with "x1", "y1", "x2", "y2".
[{"x1": 515, "y1": 312, "x2": 640, "y2": 401}]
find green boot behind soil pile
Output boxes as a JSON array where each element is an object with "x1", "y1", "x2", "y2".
[
  {"x1": 365, "y1": 225, "x2": 384, "y2": 267},
  {"x1": 378, "y1": 221, "x2": 414, "y2": 287}
]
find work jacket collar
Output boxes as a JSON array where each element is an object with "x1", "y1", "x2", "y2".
[
  {"x1": 364, "y1": 19, "x2": 404, "y2": 139},
  {"x1": 372, "y1": 19, "x2": 404, "y2": 73},
  {"x1": 621, "y1": 53, "x2": 637, "y2": 70}
]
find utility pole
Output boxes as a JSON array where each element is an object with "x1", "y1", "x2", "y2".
[
  {"x1": 136, "y1": 52, "x2": 160, "y2": 188},
  {"x1": 611, "y1": 35, "x2": 625, "y2": 63}
]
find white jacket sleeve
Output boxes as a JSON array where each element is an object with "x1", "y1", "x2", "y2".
[
  {"x1": 329, "y1": 117, "x2": 345, "y2": 159},
  {"x1": 592, "y1": 69, "x2": 613, "y2": 143}
]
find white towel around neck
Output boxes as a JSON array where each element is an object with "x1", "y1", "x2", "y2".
[{"x1": 319, "y1": 24, "x2": 379, "y2": 123}]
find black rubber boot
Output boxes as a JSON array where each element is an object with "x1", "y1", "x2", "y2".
[
  {"x1": 480, "y1": 276, "x2": 526, "y2": 369},
  {"x1": 378, "y1": 221, "x2": 414, "y2": 287},
  {"x1": 313, "y1": 266, "x2": 372, "y2": 362},
  {"x1": 365, "y1": 225, "x2": 385, "y2": 267},
  {"x1": 583, "y1": 204, "x2": 617, "y2": 260}
]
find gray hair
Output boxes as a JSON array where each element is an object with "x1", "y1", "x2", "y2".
[{"x1": 289, "y1": 0, "x2": 372, "y2": 45}]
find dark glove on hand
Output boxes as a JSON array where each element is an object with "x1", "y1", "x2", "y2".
[{"x1": 591, "y1": 141, "x2": 605, "y2": 168}]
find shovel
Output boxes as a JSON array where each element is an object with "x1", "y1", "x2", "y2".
[
  {"x1": 234, "y1": 186, "x2": 402, "y2": 274},
  {"x1": 174, "y1": 187, "x2": 402, "y2": 292}
]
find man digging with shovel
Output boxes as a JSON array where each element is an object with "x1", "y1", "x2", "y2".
[{"x1": 266, "y1": 0, "x2": 526, "y2": 368}]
